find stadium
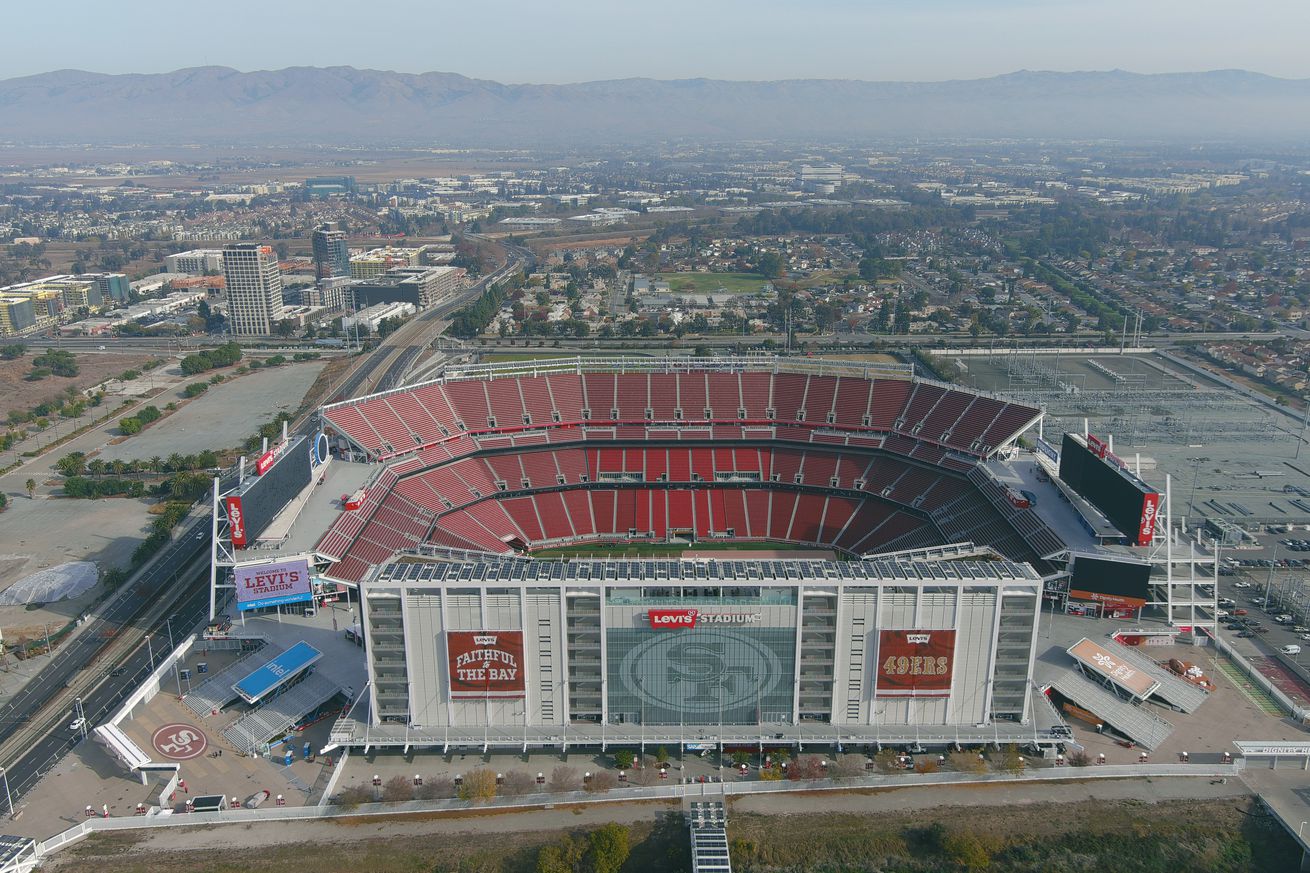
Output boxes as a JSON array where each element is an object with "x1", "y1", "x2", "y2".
[{"x1": 287, "y1": 357, "x2": 1078, "y2": 751}]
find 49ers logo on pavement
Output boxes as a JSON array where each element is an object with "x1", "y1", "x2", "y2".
[{"x1": 152, "y1": 723, "x2": 208, "y2": 760}]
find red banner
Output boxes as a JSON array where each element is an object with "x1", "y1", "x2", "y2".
[
  {"x1": 1069, "y1": 589, "x2": 1147, "y2": 610},
  {"x1": 446, "y1": 631, "x2": 525, "y2": 698},
  {"x1": 225, "y1": 496, "x2": 247, "y2": 548},
  {"x1": 875, "y1": 630, "x2": 956, "y2": 696},
  {"x1": 255, "y1": 450, "x2": 276, "y2": 475},
  {"x1": 1086, "y1": 433, "x2": 1109, "y2": 458},
  {"x1": 1137, "y1": 492, "x2": 1159, "y2": 546}
]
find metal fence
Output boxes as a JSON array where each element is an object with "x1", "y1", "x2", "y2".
[{"x1": 35, "y1": 760, "x2": 1241, "y2": 861}]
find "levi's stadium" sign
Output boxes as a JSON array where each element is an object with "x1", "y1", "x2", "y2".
[
  {"x1": 233, "y1": 557, "x2": 313, "y2": 611},
  {"x1": 446, "y1": 630, "x2": 525, "y2": 698},
  {"x1": 647, "y1": 609, "x2": 763, "y2": 629},
  {"x1": 875, "y1": 629, "x2": 957, "y2": 697}
]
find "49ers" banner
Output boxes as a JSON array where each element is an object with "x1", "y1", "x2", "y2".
[
  {"x1": 875, "y1": 629, "x2": 956, "y2": 697},
  {"x1": 446, "y1": 631, "x2": 525, "y2": 698}
]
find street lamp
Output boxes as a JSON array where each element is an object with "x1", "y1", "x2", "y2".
[{"x1": 0, "y1": 760, "x2": 11, "y2": 817}]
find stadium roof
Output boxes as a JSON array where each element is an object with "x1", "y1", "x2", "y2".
[{"x1": 372, "y1": 556, "x2": 1044, "y2": 586}]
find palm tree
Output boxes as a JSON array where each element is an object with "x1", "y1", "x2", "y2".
[
  {"x1": 87, "y1": 459, "x2": 106, "y2": 477},
  {"x1": 149, "y1": 456, "x2": 163, "y2": 474},
  {"x1": 25, "y1": 478, "x2": 35, "y2": 499}
]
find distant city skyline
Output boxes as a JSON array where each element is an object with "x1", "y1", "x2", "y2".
[{"x1": 4, "y1": 0, "x2": 1309, "y2": 83}]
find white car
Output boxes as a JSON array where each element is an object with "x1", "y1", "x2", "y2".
[
  {"x1": 1233, "y1": 581, "x2": 1252, "y2": 589},
  {"x1": 1280, "y1": 644, "x2": 1301, "y2": 656},
  {"x1": 1298, "y1": 633, "x2": 1310, "y2": 642},
  {"x1": 1216, "y1": 610, "x2": 1229, "y2": 618},
  {"x1": 68, "y1": 716, "x2": 86, "y2": 733}
]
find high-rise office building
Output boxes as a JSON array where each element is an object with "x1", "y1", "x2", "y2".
[
  {"x1": 223, "y1": 244, "x2": 285, "y2": 336},
  {"x1": 312, "y1": 226, "x2": 350, "y2": 280}
]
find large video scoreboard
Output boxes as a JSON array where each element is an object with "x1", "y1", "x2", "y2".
[{"x1": 1059, "y1": 433, "x2": 1159, "y2": 546}]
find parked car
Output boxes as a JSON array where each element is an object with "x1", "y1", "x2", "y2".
[
  {"x1": 1298, "y1": 633, "x2": 1310, "y2": 642},
  {"x1": 1234, "y1": 581, "x2": 1252, "y2": 589},
  {"x1": 1236, "y1": 631, "x2": 1256, "y2": 638},
  {"x1": 1280, "y1": 644, "x2": 1301, "y2": 656},
  {"x1": 1233, "y1": 608, "x2": 1248, "y2": 615}
]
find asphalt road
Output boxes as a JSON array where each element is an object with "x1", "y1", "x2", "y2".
[{"x1": 2, "y1": 578, "x2": 210, "y2": 808}]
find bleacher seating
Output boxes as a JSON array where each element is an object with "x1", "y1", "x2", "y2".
[
  {"x1": 316, "y1": 365, "x2": 1050, "y2": 580},
  {"x1": 183, "y1": 643, "x2": 268, "y2": 717},
  {"x1": 221, "y1": 672, "x2": 340, "y2": 755}
]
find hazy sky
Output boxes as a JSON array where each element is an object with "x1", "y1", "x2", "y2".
[{"x1": 6, "y1": 0, "x2": 1308, "y2": 82}]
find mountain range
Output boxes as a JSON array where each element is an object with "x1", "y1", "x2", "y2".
[{"x1": 2, "y1": 66, "x2": 1308, "y2": 146}]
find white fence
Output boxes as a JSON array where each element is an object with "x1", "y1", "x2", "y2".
[
  {"x1": 1211, "y1": 633, "x2": 1309, "y2": 722},
  {"x1": 35, "y1": 761, "x2": 1241, "y2": 862}
]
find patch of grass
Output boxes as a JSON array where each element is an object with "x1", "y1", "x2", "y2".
[{"x1": 656, "y1": 272, "x2": 770, "y2": 295}]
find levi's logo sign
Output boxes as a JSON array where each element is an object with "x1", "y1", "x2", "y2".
[
  {"x1": 649, "y1": 609, "x2": 698, "y2": 628},
  {"x1": 473, "y1": 634, "x2": 497, "y2": 646},
  {"x1": 905, "y1": 633, "x2": 931, "y2": 644}
]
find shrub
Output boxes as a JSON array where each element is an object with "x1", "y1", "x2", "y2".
[
  {"x1": 457, "y1": 768, "x2": 497, "y2": 802},
  {"x1": 333, "y1": 785, "x2": 372, "y2": 809},
  {"x1": 183, "y1": 382, "x2": 209, "y2": 398},
  {"x1": 118, "y1": 417, "x2": 142, "y2": 435},
  {"x1": 613, "y1": 749, "x2": 634, "y2": 770},
  {"x1": 547, "y1": 765, "x2": 577, "y2": 792},
  {"x1": 950, "y1": 750, "x2": 988, "y2": 774},
  {"x1": 381, "y1": 775, "x2": 413, "y2": 802},
  {"x1": 180, "y1": 342, "x2": 242, "y2": 376},
  {"x1": 414, "y1": 776, "x2": 453, "y2": 800},
  {"x1": 585, "y1": 771, "x2": 617, "y2": 793},
  {"x1": 501, "y1": 771, "x2": 535, "y2": 796}
]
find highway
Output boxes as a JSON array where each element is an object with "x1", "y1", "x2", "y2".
[{"x1": 0, "y1": 242, "x2": 529, "y2": 813}]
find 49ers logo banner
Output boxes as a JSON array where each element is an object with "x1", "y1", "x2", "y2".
[
  {"x1": 446, "y1": 631, "x2": 525, "y2": 698},
  {"x1": 875, "y1": 629, "x2": 956, "y2": 697}
]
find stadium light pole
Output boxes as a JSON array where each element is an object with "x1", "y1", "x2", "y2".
[
  {"x1": 1186, "y1": 457, "x2": 1207, "y2": 521},
  {"x1": 0, "y1": 765, "x2": 10, "y2": 818}
]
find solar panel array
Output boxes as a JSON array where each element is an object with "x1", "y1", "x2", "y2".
[{"x1": 374, "y1": 556, "x2": 1041, "y2": 586}]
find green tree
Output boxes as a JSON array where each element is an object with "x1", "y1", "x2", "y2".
[
  {"x1": 583, "y1": 823, "x2": 631, "y2": 873},
  {"x1": 536, "y1": 834, "x2": 585, "y2": 873},
  {"x1": 612, "y1": 749, "x2": 634, "y2": 770},
  {"x1": 25, "y1": 478, "x2": 36, "y2": 499},
  {"x1": 756, "y1": 251, "x2": 784, "y2": 279},
  {"x1": 55, "y1": 452, "x2": 87, "y2": 477}
]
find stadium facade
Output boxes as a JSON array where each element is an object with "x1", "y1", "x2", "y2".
[
  {"x1": 358, "y1": 555, "x2": 1045, "y2": 748},
  {"x1": 310, "y1": 358, "x2": 1066, "y2": 750}
]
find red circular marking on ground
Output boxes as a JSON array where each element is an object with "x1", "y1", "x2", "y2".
[{"x1": 151, "y1": 723, "x2": 208, "y2": 760}]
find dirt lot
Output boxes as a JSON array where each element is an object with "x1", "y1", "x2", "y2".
[{"x1": 0, "y1": 352, "x2": 160, "y2": 419}]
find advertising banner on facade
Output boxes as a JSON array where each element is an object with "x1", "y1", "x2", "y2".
[
  {"x1": 875, "y1": 629, "x2": 956, "y2": 697},
  {"x1": 646, "y1": 609, "x2": 763, "y2": 629},
  {"x1": 1137, "y1": 492, "x2": 1160, "y2": 546},
  {"x1": 255, "y1": 450, "x2": 277, "y2": 475},
  {"x1": 446, "y1": 631, "x2": 525, "y2": 698},
  {"x1": 225, "y1": 496, "x2": 247, "y2": 548},
  {"x1": 234, "y1": 558, "x2": 313, "y2": 611}
]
